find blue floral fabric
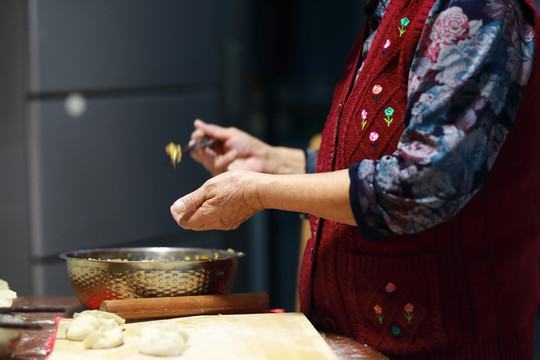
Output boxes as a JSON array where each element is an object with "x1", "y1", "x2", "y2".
[{"x1": 349, "y1": 0, "x2": 535, "y2": 239}]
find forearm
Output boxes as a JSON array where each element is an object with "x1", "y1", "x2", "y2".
[
  {"x1": 255, "y1": 169, "x2": 355, "y2": 225},
  {"x1": 263, "y1": 146, "x2": 306, "y2": 175}
]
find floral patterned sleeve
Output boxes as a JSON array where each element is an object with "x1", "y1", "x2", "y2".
[{"x1": 349, "y1": 0, "x2": 535, "y2": 240}]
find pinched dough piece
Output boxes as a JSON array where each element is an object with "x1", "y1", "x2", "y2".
[
  {"x1": 66, "y1": 310, "x2": 125, "y2": 348},
  {"x1": 82, "y1": 326, "x2": 124, "y2": 349},
  {"x1": 65, "y1": 314, "x2": 100, "y2": 341},
  {"x1": 73, "y1": 310, "x2": 125, "y2": 326},
  {"x1": 0, "y1": 279, "x2": 17, "y2": 307},
  {"x1": 137, "y1": 322, "x2": 189, "y2": 356}
]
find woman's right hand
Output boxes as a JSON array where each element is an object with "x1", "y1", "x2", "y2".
[{"x1": 188, "y1": 119, "x2": 273, "y2": 176}]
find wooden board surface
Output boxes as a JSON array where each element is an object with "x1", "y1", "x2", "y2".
[{"x1": 49, "y1": 312, "x2": 338, "y2": 360}]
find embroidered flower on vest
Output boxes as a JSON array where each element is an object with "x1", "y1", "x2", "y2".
[
  {"x1": 372, "y1": 85, "x2": 383, "y2": 103},
  {"x1": 385, "y1": 282, "x2": 396, "y2": 298},
  {"x1": 374, "y1": 304, "x2": 384, "y2": 324},
  {"x1": 392, "y1": 326, "x2": 402, "y2": 342},
  {"x1": 369, "y1": 131, "x2": 380, "y2": 149},
  {"x1": 403, "y1": 303, "x2": 414, "y2": 323},
  {"x1": 361, "y1": 109, "x2": 368, "y2": 129},
  {"x1": 383, "y1": 39, "x2": 391, "y2": 55},
  {"x1": 399, "y1": 17, "x2": 410, "y2": 37},
  {"x1": 384, "y1": 107, "x2": 395, "y2": 126}
]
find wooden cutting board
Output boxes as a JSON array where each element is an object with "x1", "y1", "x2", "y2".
[{"x1": 48, "y1": 312, "x2": 338, "y2": 359}]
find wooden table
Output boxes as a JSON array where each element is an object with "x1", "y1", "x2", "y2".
[{"x1": 10, "y1": 296, "x2": 387, "y2": 360}]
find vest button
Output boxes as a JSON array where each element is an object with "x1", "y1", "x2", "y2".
[
  {"x1": 322, "y1": 316, "x2": 337, "y2": 332},
  {"x1": 310, "y1": 247, "x2": 314, "y2": 261}
]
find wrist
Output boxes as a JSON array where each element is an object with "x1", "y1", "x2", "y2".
[
  {"x1": 264, "y1": 146, "x2": 306, "y2": 174},
  {"x1": 249, "y1": 172, "x2": 277, "y2": 211}
]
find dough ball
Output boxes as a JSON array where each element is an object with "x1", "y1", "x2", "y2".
[{"x1": 137, "y1": 322, "x2": 189, "y2": 356}]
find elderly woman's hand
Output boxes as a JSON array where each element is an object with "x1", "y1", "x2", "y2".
[
  {"x1": 170, "y1": 170, "x2": 264, "y2": 231},
  {"x1": 189, "y1": 119, "x2": 306, "y2": 176},
  {"x1": 188, "y1": 120, "x2": 273, "y2": 176},
  {"x1": 170, "y1": 169, "x2": 356, "y2": 231}
]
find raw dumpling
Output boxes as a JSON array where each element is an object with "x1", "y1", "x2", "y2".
[
  {"x1": 66, "y1": 310, "x2": 125, "y2": 349},
  {"x1": 0, "y1": 279, "x2": 17, "y2": 307},
  {"x1": 137, "y1": 322, "x2": 189, "y2": 356},
  {"x1": 65, "y1": 314, "x2": 100, "y2": 341},
  {"x1": 82, "y1": 326, "x2": 124, "y2": 349}
]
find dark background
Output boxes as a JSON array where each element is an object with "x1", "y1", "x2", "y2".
[{"x1": 0, "y1": 0, "x2": 538, "y2": 356}]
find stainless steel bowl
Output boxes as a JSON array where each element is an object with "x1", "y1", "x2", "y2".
[{"x1": 60, "y1": 247, "x2": 245, "y2": 310}]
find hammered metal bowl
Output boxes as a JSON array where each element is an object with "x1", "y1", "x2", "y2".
[{"x1": 60, "y1": 247, "x2": 244, "y2": 310}]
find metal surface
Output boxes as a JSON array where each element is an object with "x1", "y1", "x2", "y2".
[{"x1": 60, "y1": 247, "x2": 244, "y2": 310}]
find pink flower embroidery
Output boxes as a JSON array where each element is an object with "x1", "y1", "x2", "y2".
[
  {"x1": 382, "y1": 39, "x2": 391, "y2": 56},
  {"x1": 372, "y1": 85, "x2": 383, "y2": 103},
  {"x1": 360, "y1": 109, "x2": 368, "y2": 130},
  {"x1": 385, "y1": 282, "x2": 396, "y2": 294},
  {"x1": 369, "y1": 131, "x2": 379, "y2": 150}
]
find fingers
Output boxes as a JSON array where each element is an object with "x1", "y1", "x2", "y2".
[
  {"x1": 190, "y1": 146, "x2": 217, "y2": 169},
  {"x1": 189, "y1": 128, "x2": 206, "y2": 143},
  {"x1": 170, "y1": 191, "x2": 204, "y2": 226},
  {"x1": 214, "y1": 149, "x2": 238, "y2": 173},
  {"x1": 193, "y1": 119, "x2": 232, "y2": 142},
  {"x1": 170, "y1": 169, "x2": 267, "y2": 231},
  {"x1": 170, "y1": 187, "x2": 227, "y2": 230}
]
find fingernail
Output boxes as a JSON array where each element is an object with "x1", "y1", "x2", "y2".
[{"x1": 172, "y1": 200, "x2": 186, "y2": 214}]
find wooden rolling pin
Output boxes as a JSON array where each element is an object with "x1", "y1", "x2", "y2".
[{"x1": 100, "y1": 292, "x2": 269, "y2": 320}]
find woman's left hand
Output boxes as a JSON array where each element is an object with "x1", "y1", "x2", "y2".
[{"x1": 170, "y1": 171, "x2": 263, "y2": 231}]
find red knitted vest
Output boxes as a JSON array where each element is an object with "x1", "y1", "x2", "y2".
[{"x1": 298, "y1": 0, "x2": 540, "y2": 357}]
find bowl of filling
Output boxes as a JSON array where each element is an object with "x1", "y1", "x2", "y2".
[{"x1": 60, "y1": 247, "x2": 245, "y2": 310}]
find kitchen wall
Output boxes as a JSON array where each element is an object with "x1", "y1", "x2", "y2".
[
  {"x1": 0, "y1": 0, "x2": 254, "y2": 298},
  {"x1": 0, "y1": 0, "x2": 367, "y2": 311}
]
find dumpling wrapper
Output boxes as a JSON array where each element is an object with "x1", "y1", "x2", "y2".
[{"x1": 137, "y1": 322, "x2": 189, "y2": 356}]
